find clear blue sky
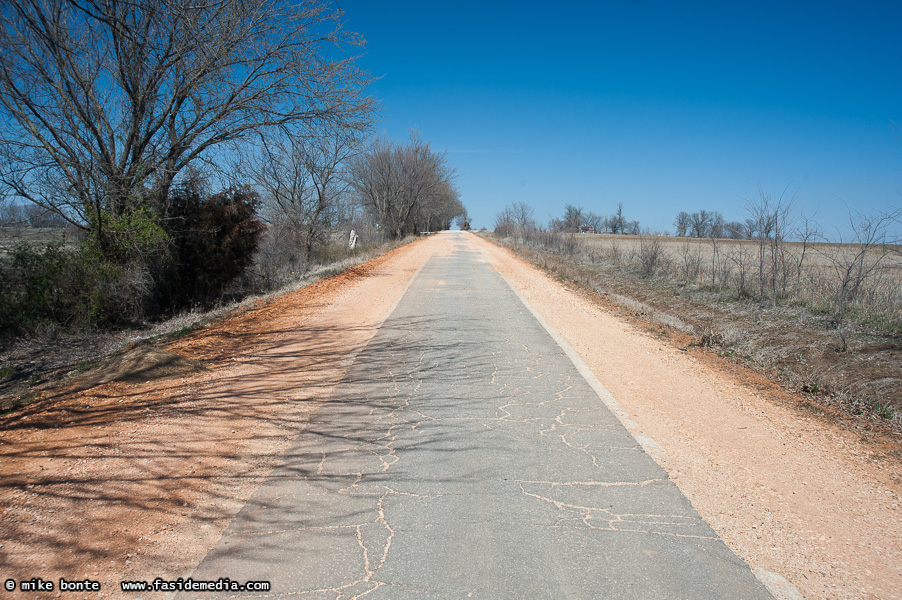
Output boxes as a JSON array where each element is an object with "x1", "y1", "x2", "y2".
[{"x1": 338, "y1": 0, "x2": 902, "y2": 236}]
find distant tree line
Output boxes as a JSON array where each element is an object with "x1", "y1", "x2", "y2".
[
  {"x1": 495, "y1": 202, "x2": 641, "y2": 237},
  {"x1": 672, "y1": 209, "x2": 777, "y2": 240},
  {"x1": 0, "y1": 199, "x2": 69, "y2": 228}
]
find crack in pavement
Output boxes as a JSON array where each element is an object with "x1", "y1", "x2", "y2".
[{"x1": 516, "y1": 482, "x2": 718, "y2": 540}]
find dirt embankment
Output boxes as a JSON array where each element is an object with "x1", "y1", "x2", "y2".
[{"x1": 0, "y1": 236, "x2": 441, "y2": 597}]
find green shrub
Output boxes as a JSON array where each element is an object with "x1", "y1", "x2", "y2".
[
  {"x1": 84, "y1": 205, "x2": 169, "y2": 265},
  {"x1": 0, "y1": 185, "x2": 263, "y2": 338},
  {"x1": 0, "y1": 242, "x2": 153, "y2": 336},
  {"x1": 0, "y1": 242, "x2": 73, "y2": 330}
]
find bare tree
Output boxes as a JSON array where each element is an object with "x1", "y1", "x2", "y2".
[
  {"x1": 0, "y1": 192, "x2": 24, "y2": 225},
  {"x1": 678, "y1": 237, "x2": 701, "y2": 282},
  {"x1": 639, "y1": 234, "x2": 663, "y2": 277},
  {"x1": 689, "y1": 210, "x2": 711, "y2": 238},
  {"x1": 725, "y1": 241, "x2": 753, "y2": 298},
  {"x1": 623, "y1": 219, "x2": 641, "y2": 235},
  {"x1": 708, "y1": 225, "x2": 722, "y2": 287},
  {"x1": 349, "y1": 132, "x2": 461, "y2": 239},
  {"x1": 494, "y1": 202, "x2": 537, "y2": 238},
  {"x1": 742, "y1": 217, "x2": 760, "y2": 240},
  {"x1": 793, "y1": 211, "x2": 821, "y2": 292},
  {"x1": 709, "y1": 211, "x2": 726, "y2": 238},
  {"x1": 673, "y1": 211, "x2": 691, "y2": 237},
  {"x1": 612, "y1": 202, "x2": 625, "y2": 234},
  {"x1": 549, "y1": 205, "x2": 583, "y2": 233},
  {"x1": 414, "y1": 177, "x2": 464, "y2": 233},
  {"x1": 494, "y1": 205, "x2": 515, "y2": 237},
  {"x1": 769, "y1": 195, "x2": 797, "y2": 301},
  {"x1": 744, "y1": 187, "x2": 780, "y2": 301},
  {"x1": 819, "y1": 206, "x2": 902, "y2": 349},
  {"x1": 24, "y1": 203, "x2": 67, "y2": 228},
  {"x1": 563, "y1": 204, "x2": 584, "y2": 232},
  {"x1": 724, "y1": 221, "x2": 746, "y2": 239},
  {"x1": 511, "y1": 201, "x2": 537, "y2": 233},
  {"x1": 243, "y1": 124, "x2": 364, "y2": 267},
  {"x1": 584, "y1": 211, "x2": 603, "y2": 233},
  {"x1": 0, "y1": 0, "x2": 374, "y2": 255}
]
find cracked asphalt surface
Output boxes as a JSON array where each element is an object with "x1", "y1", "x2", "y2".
[{"x1": 184, "y1": 233, "x2": 774, "y2": 599}]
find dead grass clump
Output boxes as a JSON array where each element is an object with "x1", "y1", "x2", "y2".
[{"x1": 697, "y1": 323, "x2": 744, "y2": 349}]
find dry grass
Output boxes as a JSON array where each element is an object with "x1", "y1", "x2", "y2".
[
  {"x1": 491, "y1": 231, "x2": 902, "y2": 428},
  {"x1": 0, "y1": 225, "x2": 80, "y2": 253}
]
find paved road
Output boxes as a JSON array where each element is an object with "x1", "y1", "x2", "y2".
[{"x1": 186, "y1": 233, "x2": 773, "y2": 599}]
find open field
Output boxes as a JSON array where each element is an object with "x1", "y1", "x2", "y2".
[
  {"x1": 489, "y1": 231, "x2": 902, "y2": 429},
  {"x1": 579, "y1": 233, "x2": 902, "y2": 321},
  {"x1": 0, "y1": 226, "x2": 80, "y2": 252}
]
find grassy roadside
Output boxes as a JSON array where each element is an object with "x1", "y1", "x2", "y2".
[
  {"x1": 0, "y1": 237, "x2": 416, "y2": 415},
  {"x1": 483, "y1": 232, "x2": 902, "y2": 437}
]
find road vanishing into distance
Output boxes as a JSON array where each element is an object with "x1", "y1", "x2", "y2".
[{"x1": 185, "y1": 232, "x2": 774, "y2": 599}]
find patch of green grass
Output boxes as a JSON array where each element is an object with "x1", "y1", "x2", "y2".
[
  {"x1": 27, "y1": 373, "x2": 41, "y2": 386},
  {"x1": 874, "y1": 403, "x2": 896, "y2": 420},
  {"x1": 846, "y1": 306, "x2": 902, "y2": 337},
  {"x1": 790, "y1": 299, "x2": 832, "y2": 316},
  {"x1": 171, "y1": 324, "x2": 198, "y2": 339},
  {"x1": 0, "y1": 364, "x2": 13, "y2": 380},
  {"x1": 69, "y1": 360, "x2": 94, "y2": 377},
  {"x1": 161, "y1": 316, "x2": 216, "y2": 342}
]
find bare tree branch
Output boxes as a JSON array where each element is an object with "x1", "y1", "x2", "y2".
[{"x1": 0, "y1": 0, "x2": 375, "y2": 251}]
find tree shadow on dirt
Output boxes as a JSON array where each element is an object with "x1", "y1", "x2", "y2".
[{"x1": 0, "y1": 311, "x2": 499, "y2": 579}]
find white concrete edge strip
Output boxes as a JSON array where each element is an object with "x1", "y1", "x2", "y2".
[
  {"x1": 494, "y1": 263, "x2": 806, "y2": 600},
  {"x1": 752, "y1": 568, "x2": 808, "y2": 600}
]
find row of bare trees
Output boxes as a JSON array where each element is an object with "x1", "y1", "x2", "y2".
[
  {"x1": 496, "y1": 202, "x2": 641, "y2": 237},
  {"x1": 547, "y1": 203, "x2": 640, "y2": 234},
  {"x1": 348, "y1": 132, "x2": 463, "y2": 239},
  {"x1": 0, "y1": 195, "x2": 67, "y2": 228},
  {"x1": 0, "y1": 0, "x2": 464, "y2": 334},
  {"x1": 674, "y1": 208, "x2": 793, "y2": 240}
]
